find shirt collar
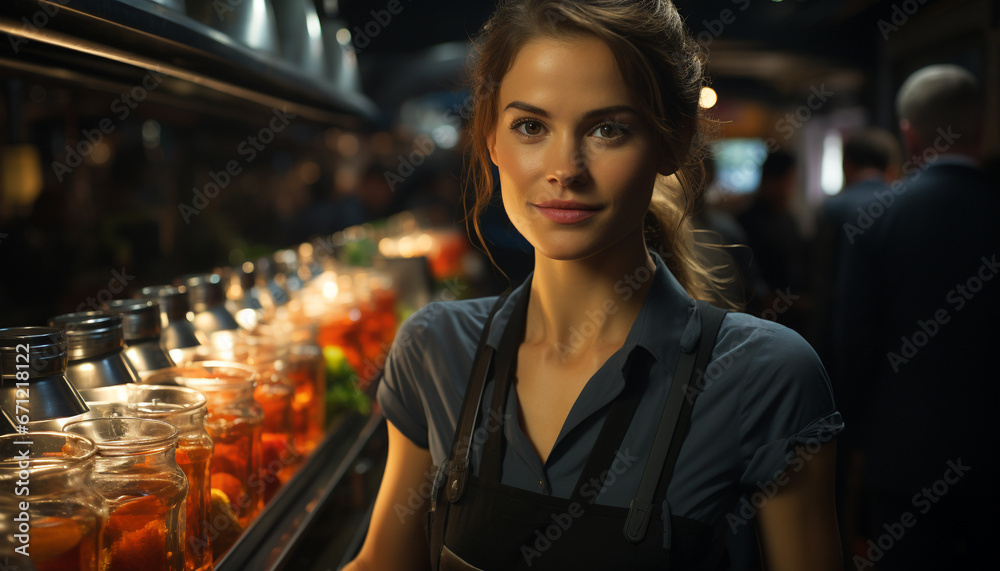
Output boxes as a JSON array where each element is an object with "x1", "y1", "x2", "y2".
[
  {"x1": 485, "y1": 251, "x2": 700, "y2": 369},
  {"x1": 926, "y1": 153, "x2": 980, "y2": 169}
]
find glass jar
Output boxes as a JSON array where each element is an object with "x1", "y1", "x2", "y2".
[
  {"x1": 249, "y1": 360, "x2": 296, "y2": 503},
  {"x1": 213, "y1": 333, "x2": 302, "y2": 499},
  {"x1": 155, "y1": 363, "x2": 264, "y2": 531},
  {"x1": 78, "y1": 384, "x2": 214, "y2": 571},
  {"x1": 273, "y1": 344, "x2": 325, "y2": 456},
  {"x1": 316, "y1": 269, "x2": 396, "y2": 416},
  {"x1": 63, "y1": 417, "x2": 188, "y2": 571},
  {"x1": 0, "y1": 327, "x2": 89, "y2": 426},
  {"x1": 105, "y1": 299, "x2": 176, "y2": 379},
  {"x1": 0, "y1": 432, "x2": 107, "y2": 571},
  {"x1": 48, "y1": 312, "x2": 140, "y2": 390}
]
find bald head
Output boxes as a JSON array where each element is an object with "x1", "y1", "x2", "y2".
[{"x1": 896, "y1": 65, "x2": 981, "y2": 156}]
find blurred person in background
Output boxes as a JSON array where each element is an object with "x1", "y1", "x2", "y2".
[
  {"x1": 837, "y1": 64, "x2": 999, "y2": 570},
  {"x1": 691, "y1": 156, "x2": 765, "y2": 312},
  {"x1": 736, "y1": 151, "x2": 809, "y2": 331},
  {"x1": 808, "y1": 126, "x2": 900, "y2": 563},
  {"x1": 812, "y1": 127, "x2": 901, "y2": 407}
]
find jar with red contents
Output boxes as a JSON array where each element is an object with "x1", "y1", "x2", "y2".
[
  {"x1": 165, "y1": 363, "x2": 264, "y2": 536},
  {"x1": 251, "y1": 358, "x2": 298, "y2": 501},
  {"x1": 233, "y1": 333, "x2": 320, "y2": 464},
  {"x1": 272, "y1": 344, "x2": 325, "y2": 457},
  {"x1": 62, "y1": 417, "x2": 188, "y2": 571},
  {"x1": 196, "y1": 334, "x2": 301, "y2": 503},
  {"x1": 0, "y1": 432, "x2": 108, "y2": 571},
  {"x1": 80, "y1": 383, "x2": 214, "y2": 571},
  {"x1": 211, "y1": 341, "x2": 297, "y2": 505}
]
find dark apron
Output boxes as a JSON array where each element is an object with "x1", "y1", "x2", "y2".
[{"x1": 428, "y1": 283, "x2": 729, "y2": 570}]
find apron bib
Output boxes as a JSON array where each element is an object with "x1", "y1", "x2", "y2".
[{"x1": 429, "y1": 282, "x2": 728, "y2": 570}]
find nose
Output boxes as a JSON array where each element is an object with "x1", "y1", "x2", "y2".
[{"x1": 546, "y1": 137, "x2": 589, "y2": 187}]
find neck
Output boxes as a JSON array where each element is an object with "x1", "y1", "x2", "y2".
[
  {"x1": 906, "y1": 141, "x2": 980, "y2": 169},
  {"x1": 845, "y1": 167, "x2": 883, "y2": 186},
  {"x1": 525, "y1": 226, "x2": 655, "y2": 361}
]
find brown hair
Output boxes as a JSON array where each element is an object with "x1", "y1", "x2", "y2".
[{"x1": 465, "y1": 0, "x2": 736, "y2": 307}]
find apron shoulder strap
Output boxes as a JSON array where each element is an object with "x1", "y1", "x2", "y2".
[
  {"x1": 624, "y1": 300, "x2": 728, "y2": 543},
  {"x1": 444, "y1": 291, "x2": 511, "y2": 503},
  {"x1": 428, "y1": 291, "x2": 512, "y2": 570}
]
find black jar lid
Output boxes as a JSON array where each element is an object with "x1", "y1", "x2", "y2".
[
  {"x1": 106, "y1": 299, "x2": 162, "y2": 342},
  {"x1": 48, "y1": 312, "x2": 124, "y2": 361}
]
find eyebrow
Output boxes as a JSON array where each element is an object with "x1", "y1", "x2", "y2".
[{"x1": 502, "y1": 101, "x2": 638, "y2": 120}]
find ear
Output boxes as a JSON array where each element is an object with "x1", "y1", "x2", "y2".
[
  {"x1": 487, "y1": 131, "x2": 499, "y2": 167},
  {"x1": 899, "y1": 119, "x2": 922, "y2": 159}
]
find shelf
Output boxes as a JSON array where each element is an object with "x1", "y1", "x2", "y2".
[{"x1": 0, "y1": 0, "x2": 379, "y2": 127}]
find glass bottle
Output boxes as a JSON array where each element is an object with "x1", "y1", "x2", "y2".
[
  {"x1": 78, "y1": 384, "x2": 214, "y2": 571},
  {"x1": 106, "y1": 299, "x2": 176, "y2": 379},
  {"x1": 0, "y1": 431, "x2": 108, "y2": 571},
  {"x1": 63, "y1": 417, "x2": 188, "y2": 571},
  {"x1": 48, "y1": 312, "x2": 139, "y2": 390}
]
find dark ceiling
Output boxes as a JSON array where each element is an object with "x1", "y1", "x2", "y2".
[
  {"x1": 336, "y1": 0, "x2": 945, "y2": 62},
  {"x1": 335, "y1": 0, "x2": 982, "y2": 121}
]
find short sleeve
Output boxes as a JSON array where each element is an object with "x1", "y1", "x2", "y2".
[
  {"x1": 737, "y1": 325, "x2": 844, "y2": 489},
  {"x1": 376, "y1": 303, "x2": 441, "y2": 449}
]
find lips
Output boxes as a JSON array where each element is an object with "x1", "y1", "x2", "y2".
[{"x1": 531, "y1": 199, "x2": 602, "y2": 224}]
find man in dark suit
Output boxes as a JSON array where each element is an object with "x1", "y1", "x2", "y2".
[
  {"x1": 810, "y1": 129, "x2": 900, "y2": 563},
  {"x1": 837, "y1": 64, "x2": 999, "y2": 570},
  {"x1": 813, "y1": 127, "x2": 900, "y2": 385}
]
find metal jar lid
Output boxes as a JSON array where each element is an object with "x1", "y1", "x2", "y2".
[
  {"x1": 48, "y1": 312, "x2": 125, "y2": 361},
  {"x1": 182, "y1": 274, "x2": 226, "y2": 313},
  {"x1": 106, "y1": 299, "x2": 162, "y2": 342},
  {"x1": 233, "y1": 263, "x2": 256, "y2": 294},
  {"x1": 0, "y1": 326, "x2": 69, "y2": 378},
  {"x1": 139, "y1": 285, "x2": 190, "y2": 323},
  {"x1": 0, "y1": 327, "x2": 89, "y2": 421}
]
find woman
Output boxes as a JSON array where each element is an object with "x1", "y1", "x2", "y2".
[{"x1": 346, "y1": 1, "x2": 842, "y2": 569}]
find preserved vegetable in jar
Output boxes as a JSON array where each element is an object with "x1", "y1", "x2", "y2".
[
  {"x1": 80, "y1": 384, "x2": 214, "y2": 571},
  {"x1": 0, "y1": 432, "x2": 107, "y2": 571},
  {"x1": 63, "y1": 417, "x2": 188, "y2": 571},
  {"x1": 161, "y1": 362, "x2": 263, "y2": 558}
]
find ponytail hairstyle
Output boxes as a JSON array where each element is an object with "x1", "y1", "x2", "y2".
[{"x1": 465, "y1": 0, "x2": 738, "y2": 308}]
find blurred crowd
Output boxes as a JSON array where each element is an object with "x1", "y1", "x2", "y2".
[{"x1": 703, "y1": 64, "x2": 997, "y2": 570}]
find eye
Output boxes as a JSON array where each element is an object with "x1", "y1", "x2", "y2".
[
  {"x1": 591, "y1": 121, "x2": 629, "y2": 141},
  {"x1": 510, "y1": 118, "x2": 545, "y2": 137}
]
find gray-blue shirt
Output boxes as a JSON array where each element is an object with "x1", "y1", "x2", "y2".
[{"x1": 377, "y1": 252, "x2": 842, "y2": 537}]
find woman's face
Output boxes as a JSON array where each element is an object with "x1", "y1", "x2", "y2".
[{"x1": 489, "y1": 35, "x2": 669, "y2": 262}]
